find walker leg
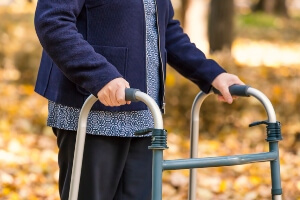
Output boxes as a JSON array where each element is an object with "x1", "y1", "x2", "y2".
[
  {"x1": 269, "y1": 142, "x2": 283, "y2": 200},
  {"x1": 152, "y1": 150, "x2": 163, "y2": 200}
]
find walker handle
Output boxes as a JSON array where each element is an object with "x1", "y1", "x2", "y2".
[
  {"x1": 125, "y1": 88, "x2": 140, "y2": 102},
  {"x1": 212, "y1": 84, "x2": 250, "y2": 97}
]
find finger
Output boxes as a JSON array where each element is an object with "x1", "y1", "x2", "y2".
[
  {"x1": 217, "y1": 95, "x2": 226, "y2": 102},
  {"x1": 103, "y1": 90, "x2": 114, "y2": 106},
  {"x1": 98, "y1": 93, "x2": 109, "y2": 106},
  {"x1": 108, "y1": 87, "x2": 119, "y2": 106},
  {"x1": 221, "y1": 87, "x2": 233, "y2": 104},
  {"x1": 221, "y1": 95, "x2": 238, "y2": 101},
  {"x1": 102, "y1": 98, "x2": 109, "y2": 107},
  {"x1": 115, "y1": 87, "x2": 126, "y2": 105},
  {"x1": 232, "y1": 95, "x2": 238, "y2": 100}
]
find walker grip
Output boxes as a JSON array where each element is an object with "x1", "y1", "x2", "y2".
[
  {"x1": 212, "y1": 84, "x2": 250, "y2": 97},
  {"x1": 125, "y1": 88, "x2": 140, "y2": 102}
]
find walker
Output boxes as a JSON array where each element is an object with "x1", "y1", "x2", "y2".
[{"x1": 68, "y1": 85, "x2": 283, "y2": 200}]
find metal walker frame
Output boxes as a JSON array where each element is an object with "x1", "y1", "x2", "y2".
[{"x1": 68, "y1": 85, "x2": 283, "y2": 200}]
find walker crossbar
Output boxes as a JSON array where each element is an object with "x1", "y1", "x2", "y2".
[{"x1": 163, "y1": 151, "x2": 278, "y2": 170}]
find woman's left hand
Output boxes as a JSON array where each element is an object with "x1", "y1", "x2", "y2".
[{"x1": 211, "y1": 73, "x2": 244, "y2": 104}]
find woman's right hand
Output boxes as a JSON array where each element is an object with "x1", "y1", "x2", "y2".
[{"x1": 97, "y1": 78, "x2": 131, "y2": 107}]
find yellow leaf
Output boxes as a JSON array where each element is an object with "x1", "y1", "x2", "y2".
[
  {"x1": 250, "y1": 176, "x2": 261, "y2": 186},
  {"x1": 166, "y1": 73, "x2": 175, "y2": 87},
  {"x1": 272, "y1": 85, "x2": 282, "y2": 96},
  {"x1": 297, "y1": 181, "x2": 300, "y2": 191},
  {"x1": 2, "y1": 187, "x2": 10, "y2": 196},
  {"x1": 10, "y1": 193, "x2": 19, "y2": 200},
  {"x1": 219, "y1": 180, "x2": 227, "y2": 192},
  {"x1": 19, "y1": 84, "x2": 34, "y2": 95}
]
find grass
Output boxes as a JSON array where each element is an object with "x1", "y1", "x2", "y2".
[
  {"x1": 235, "y1": 11, "x2": 300, "y2": 42},
  {"x1": 237, "y1": 12, "x2": 279, "y2": 28}
]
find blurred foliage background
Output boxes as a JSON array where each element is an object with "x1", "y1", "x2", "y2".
[{"x1": 0, "y1": 0, "x2": 300, "y2": 199}]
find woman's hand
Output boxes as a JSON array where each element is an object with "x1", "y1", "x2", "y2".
[
  {"x1": 97, "y1": 78, "x2": 131, "y2": 107},
  {"x1": 211, "y1": 73, "x2": 244, "y2": 104}
]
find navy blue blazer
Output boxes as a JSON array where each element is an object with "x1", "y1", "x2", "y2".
[{"x1": 34, "y1": 0, "x2": 225, "y2": 112}]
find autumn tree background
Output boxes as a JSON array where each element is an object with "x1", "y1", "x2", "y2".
[{"x1": 1, "y1": 0, "x2": 300, "y2": 199}]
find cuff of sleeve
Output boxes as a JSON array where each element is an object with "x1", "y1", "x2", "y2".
[
  {"x1": 198, "y1": 59, "x2": 226, "y2": 93},
  {"x1": 89, "y1": 74, "x2": 123, "y2": 98}
]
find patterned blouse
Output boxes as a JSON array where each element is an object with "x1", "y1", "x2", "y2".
[{"x1": 47, "y1": 0, "x2": 160, "y2": 137}]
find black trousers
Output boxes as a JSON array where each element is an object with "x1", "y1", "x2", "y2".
[{"x1": 53, "y1": 128, "x2": 153, "y2": 200}]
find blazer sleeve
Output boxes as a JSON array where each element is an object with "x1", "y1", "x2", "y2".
[
  {"x1": 34, "y1": 0, "x2": 122, "y2": 96},
  {"x1": 165, "y1": 0, "x2": 226, "y2": 93}
]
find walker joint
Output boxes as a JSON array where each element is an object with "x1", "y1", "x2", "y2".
[
  {"x1": 249, "y1": 120, "x2": 283, "y2": 142},
  {"x1": 134, "y1": 128, "x2": 169, "y2": 150}
]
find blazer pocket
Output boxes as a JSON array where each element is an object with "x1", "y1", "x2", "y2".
[
  {"x1": 92, "y1": 45, "x2": 128, "y2": 77},
  {"x1": 36, "y1": 51, "x2": 54, "y2": 95}
]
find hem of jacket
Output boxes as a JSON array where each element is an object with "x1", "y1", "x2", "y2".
[{"x1": 34, "y1": 88, "x2": 149, "y2": 112}]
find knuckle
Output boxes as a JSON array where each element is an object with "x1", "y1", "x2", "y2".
[
  {"x1": 116, "y1": 96, "x2": 125, "y2": 104},
  {"x1": 233, "y1": 75, "x2": 239, "y2": 80},
  {"x1": 107, "y1": 86, "x2": 114, "y2": 93}
]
